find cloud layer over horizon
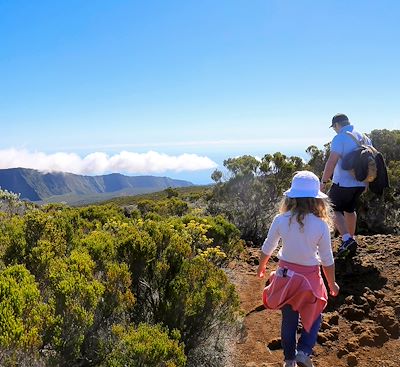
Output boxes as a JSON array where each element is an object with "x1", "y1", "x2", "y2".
[{"x1": 0, "y1": 149, "x2": 218, "y2": 175}]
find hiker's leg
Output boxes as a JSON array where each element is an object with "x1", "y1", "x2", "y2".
[
  {"x1": 281, "y1": 305, "x2": 299, "y2": 361},
  {"x1": 333, "y1": 211, "x2": 348, "y2": 236},
  {"x1": 297, "y1": 314, "x2": 322, "y2": 355},
  {"x1": 329, "y1": 184, "x2": 350, "y2": 236},
  {"x1": 344, "y1": 211, "x2": 357, "y2": 237},
  {"x1": 342, "y1": 187, "x2": 365, "y2": 237}
]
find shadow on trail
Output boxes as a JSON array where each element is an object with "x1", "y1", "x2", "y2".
[
  {"x1": 325, "y1": 255, "x2": 387, "y2": 312},
  {"x1": 246, "y1": 304, "x2": 265, "y2": 316}
]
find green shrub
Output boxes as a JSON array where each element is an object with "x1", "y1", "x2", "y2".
[
  {"x1": 102, "y1": 323, "x2": 186, "y2": 367},
  {"x1": 137, "y1": 198, "x2": 189, "y2": 217},
  {"x1": 79, "y1": 230, "x2": 116, "y2": 270},
  {"x1": 1, "y1": 215, "x2": 26, "y2": 265},
  {"x1": 179, "y1": 215, "x2": 243, "y2": 256},
  {"x1": 48, "y1": 250, "x2": 105, "y2": 362},
  {"x1": 164, "y1": 256, "x2": 240, "y2": 351},
  {"x1": 0, "y1": 265, "x2": 52, "y2": 349}
]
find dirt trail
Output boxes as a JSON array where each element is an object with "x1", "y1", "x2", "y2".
[{"x1": 229, "y1": 235, "x2": 400, "y2": 367}]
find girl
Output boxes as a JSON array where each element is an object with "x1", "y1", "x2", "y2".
[{"x1": 257, "y1": 171, "x2": 339, "y2": 367}]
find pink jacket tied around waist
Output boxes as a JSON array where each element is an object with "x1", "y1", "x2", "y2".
[{"x1": 262, "y1": 260, "x2": 328, "y2": 332}]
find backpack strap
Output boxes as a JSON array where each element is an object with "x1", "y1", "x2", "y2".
[
  {"x1": 360, "y1": 133, "x2": 371, "y2": 146},
  {"x1": 346, "y1": 131, "x2": 375, "y2": 151},
  {"x1": 345, "y1": 130, "x2": 379, "y2": 169},
  {"x1": 345, "y1": 131, "x2": 363, "y2": 146}
]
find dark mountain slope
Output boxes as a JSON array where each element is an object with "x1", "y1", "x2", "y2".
[{"x1": 0, "y1": 168, "x2": 193, "y2": 202}]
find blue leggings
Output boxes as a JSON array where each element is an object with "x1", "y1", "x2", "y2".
[{"x1": 281, "y1": 304, "x2": 321, "y2": 360}]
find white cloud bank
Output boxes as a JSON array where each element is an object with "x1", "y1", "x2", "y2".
[{"x1": 0, "y1": 149, "x2": 218, "y2": 175}]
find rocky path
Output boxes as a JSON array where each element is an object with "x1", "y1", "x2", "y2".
[{"x1": 229, "y1": 235, "x2": 400, "y2": 367}]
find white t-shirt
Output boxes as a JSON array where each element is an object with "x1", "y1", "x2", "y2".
[{"x1": 261, "y1": 212, "x2": 334, "y2": 267}]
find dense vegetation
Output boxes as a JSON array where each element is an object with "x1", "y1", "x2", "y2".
[{"x1": 0, "y1": 189, "x2": 243, "y2": 366}]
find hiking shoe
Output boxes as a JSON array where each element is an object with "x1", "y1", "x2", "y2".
[
  {"x1": 336, "y1": 238, "x2": 358, "y2": 259},
  {"x1": 296, "y1": 351, "x2": 314, "y2": 367},
  {"x1": 284, "y1": 361, "x2": 298, "y2": 367}
]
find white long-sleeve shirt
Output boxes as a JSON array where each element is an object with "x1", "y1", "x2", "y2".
[{"x1": 261, "y1": 212, "x2": 334, "y2": 267}]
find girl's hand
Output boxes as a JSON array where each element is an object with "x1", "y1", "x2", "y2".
[
  {"x1": 329, "y1": 282, "x2": 340, "y2": 297},
  {"x1": 257, "y1": 265, "x2": 265, "y2": 278},
  {"x1": 257, "y1": 252, "x2": 270, "y2": 278}
]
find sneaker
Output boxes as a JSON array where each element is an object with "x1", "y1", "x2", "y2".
[
  {"x1": 284, "y1": 361, "x2": 298, "y2": 367},
  {"x1": 336, "y1": 238, "x2": 358, "y2": 259},
  {"x1": 296, "y1": 351, "x2": 314, "y2": 367}
]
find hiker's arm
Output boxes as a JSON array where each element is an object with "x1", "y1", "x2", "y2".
[
  {"x1": 322, "y1": 264, "x2": 340, "y2": 296},
  {"x1": 257, "y1": 251, "x2": 271, "y2": 278},
  {"x1": 321, "y1": 152, "x2": 340, "y2": 188},
  {"x1": 257, "y1": 216, "x2": 280, "y2": 278}
]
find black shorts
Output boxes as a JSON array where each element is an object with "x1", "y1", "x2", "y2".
[{"x1": 328, "y1": 183, "x2": 365, "y2": 213}]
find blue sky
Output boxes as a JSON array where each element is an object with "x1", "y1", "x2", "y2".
[{"x1": 0, "y1": 0, "x2": 399, "y2": 184}]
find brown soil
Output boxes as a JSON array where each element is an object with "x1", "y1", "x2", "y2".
[{"x1": 228, "y1": 235, "x2": 400, "y2": 367}]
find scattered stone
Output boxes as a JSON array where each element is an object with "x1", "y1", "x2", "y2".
[
  {"x1": 357, "y1": 297, "x2": 370, "y2": 312},
  {"x1": 325, "y1": 312, "x2": 339, "y2": 326},
  {"x1": 364, "y1": 293, "x2": 377, "y2": 309},
  {"x1": 374, "y1": 306, "x2": 400, "y2": 338},
  {"x1": 358, "y1": 326, "x2": 389, "y2": 347},
  {"x1": 317, "y1": 332, "x2": 330, "y2": 345},
  {"x1": 347, "y1": 353, "x2": 358, "y2": 366},
  {"x1": 350, "y1": 321, "x2": 361, "y2": 332},
  {"x1": 319, "y1": 326, "x2": 340, "y2": 344},
  {"x1": 320, "y1": 321, "x2": 331, "y2": 331},
  {"x1": 384, "y1": 298, "x2": 396, "y2": 307},
  {"x1": 329, "y1": 326, "x2": 339, "y2": 340},
  {"x1": 267, "y1": 337, "x2": 281, "y2": 350},
  {"x1": 345, "y1": 295, "x2": 354, "y2": 305},
  {"x1": 345, "y1": 337, "x2": 359, "y2": 352},
  {"x1": 374, "y1": 326, "x2": 390, "y2": 345},
  {"x1": 341, "y1": 305, "x2": 367, "y2": 321},
  {"x1": 337, "y1": 347, "x2": 349, "y2": 358},
  {"x1": 358, "y1": 331, "x2": 376, "y2": 347},
  {"x1": 374, "y1": 290, "x2": 385, "y2": 299}
]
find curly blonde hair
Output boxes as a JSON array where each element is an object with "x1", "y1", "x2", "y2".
[{"x1": 279, "y1": 196, "x2": 333, "y2": 230}]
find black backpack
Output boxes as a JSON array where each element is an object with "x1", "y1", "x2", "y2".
[{"x1": 341, "y1": 132, "x2": 389, "y2": 196}]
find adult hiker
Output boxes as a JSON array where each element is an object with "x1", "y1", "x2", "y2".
[
  {"x1": 257, "y1": 170, "x2": 339, "y2": 367},
  {"x1": 320, "y1": 113, "x2": 372, "y2": 258}
]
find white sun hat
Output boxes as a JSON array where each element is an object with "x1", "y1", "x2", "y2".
[{"x1": 284, "y1": 170, "x2": 328, "y2": 199}]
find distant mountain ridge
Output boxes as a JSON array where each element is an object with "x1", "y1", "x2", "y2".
[{"x1": 0, "y1": 168, "x2": 194, "y2": 203}]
